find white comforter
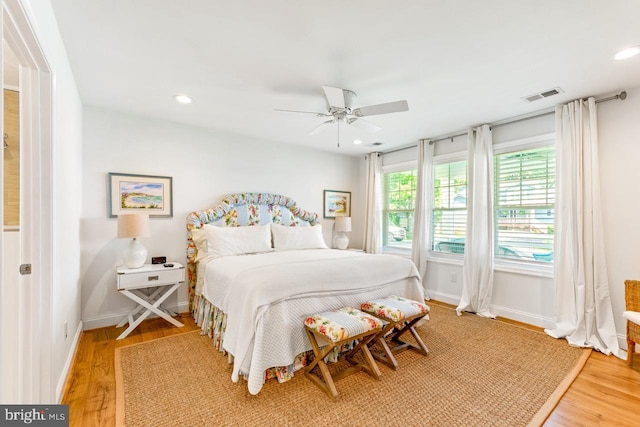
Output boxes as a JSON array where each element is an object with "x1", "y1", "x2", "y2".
[{"x1": 202, "y1": 249, "x2": 424, "y2": 394}]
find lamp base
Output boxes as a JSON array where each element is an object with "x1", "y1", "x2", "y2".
[
  {"x1": 123, "y1": 238, "x2": 147, "y2": 268},
  {"x1": 334, "y1": 233, "x2": 349, "y2": 250}
]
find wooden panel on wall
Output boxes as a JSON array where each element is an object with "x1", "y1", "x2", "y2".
[{"x1": 4, "y1": 89, "x2": 19, "y2": 226}]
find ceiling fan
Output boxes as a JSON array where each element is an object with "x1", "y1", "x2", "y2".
[{"x1": 275, "y1": 86, "x2": 409, "y2": 147}]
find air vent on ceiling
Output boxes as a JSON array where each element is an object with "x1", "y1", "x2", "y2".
[
  {"x1": 522, "y1": 87, "x2": 564, "y2": 102},
  {"x1": 366, "y1": 142, "x2": 384, "y2": 147}
]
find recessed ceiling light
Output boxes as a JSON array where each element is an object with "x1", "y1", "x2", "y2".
[
  {"x1": 174, "y1": 94, "x2": 193, "y2": 104},
  {"x1": 614, "y1": 46, "x2": 640, "y2": 60},
  {"x1": 353, "y1": 139, "x2": 363, "y2": 145}
]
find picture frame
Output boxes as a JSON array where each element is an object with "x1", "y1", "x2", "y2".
[
  {"x1": 323, "y1": 190, "x2": 351, "y2": 218},
  {"x1": 107, "y1": 172, "x2": 173, "y2": 218}
]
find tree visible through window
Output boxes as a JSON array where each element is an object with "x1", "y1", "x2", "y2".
[{"x1": 383, "y1": 169, "x2": 416, "y2": 250}]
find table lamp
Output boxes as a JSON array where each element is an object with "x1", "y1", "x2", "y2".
[
  {"x1": 334, "y1": 216, "x2": 352, "y2": 250},
  {"x1": 117, "y1": 213, "x2": 150, "y2": 268}
]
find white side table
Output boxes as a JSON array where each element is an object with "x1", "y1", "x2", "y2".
[{"x1": 115, "y1": 262, "x2": 185, "y2": 340}]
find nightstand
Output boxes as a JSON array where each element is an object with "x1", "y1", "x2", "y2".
[{"x1": 115, "y1": 262, "x2": 185, "y2": 339}]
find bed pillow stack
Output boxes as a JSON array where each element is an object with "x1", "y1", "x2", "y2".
[
  {"x1": 192, "y1": 223, "x2": 329, "y2": 261},
  {"x1": 271, "y1": 223, "x2": 328, "y2": 251}
]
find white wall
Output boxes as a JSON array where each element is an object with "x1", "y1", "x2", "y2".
[
  {"x1": 81, "y1": 107, "x2": 363, "y2": 329},
  {"x1": 599, "y1": 86, "x2": 640, "y2": 346},
  {"x1": 22, "y1": 0, "x2": 83, "y2": 402}
]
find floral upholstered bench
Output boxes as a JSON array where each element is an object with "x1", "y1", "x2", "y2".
[
  {"x1": 304, "y1": 307, "x2": 384, "y2": 399},
  {"x1": 360, "y1": 295, "x2": 430, "y2": 369}
]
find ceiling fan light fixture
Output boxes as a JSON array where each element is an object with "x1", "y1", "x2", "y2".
[
  {"x1": 614, "y1": 45, "x2": 640, "y2": 60},
  {"x1": 174, "y1": 94, "x2": 193, "y2": 104},
  {"x1": 276, "y1": 85, "x2": 409, "y2": 145}
]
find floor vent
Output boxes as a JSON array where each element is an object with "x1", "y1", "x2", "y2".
[{"x1": 522, "y1": 87, "x2": 564, "y2": 102}]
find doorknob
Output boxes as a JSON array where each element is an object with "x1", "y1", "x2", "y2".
[{"x1": 19, "y1": 264, "x2": 32, "y2": 275}]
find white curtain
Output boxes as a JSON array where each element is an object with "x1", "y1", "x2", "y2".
[
  {"x1": 544, "y1": 98, "x2": 621, "y2": 357},
  {"x1": 457, "y1": 125, "x2": 495, "y2": 318},
  {"x1": 411, "y1": 139, "x2": 434, "y2": 298},
  {"x1": 363, "y1": 152, "x2": 383, "y2": 253}
]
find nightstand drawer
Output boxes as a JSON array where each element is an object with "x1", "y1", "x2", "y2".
[{"x1": 117, "y1": 267, "x2": 185, "y2": 290}]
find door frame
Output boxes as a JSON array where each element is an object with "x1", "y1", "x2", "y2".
[{"x1": 0, "y1": 0, "x2": 53, "y2": 403}]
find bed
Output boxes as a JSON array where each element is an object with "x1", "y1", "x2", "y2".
[{"x1": 186, "y1": 193, "x2": 425, "y2": 395}]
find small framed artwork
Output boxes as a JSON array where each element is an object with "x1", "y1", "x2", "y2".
[
  {"x1": 323, "y1": 190, "x2": 351, "y2": 218},
  {"x1": 107, "y1": 172, "x2": 173, "y2": 218}
]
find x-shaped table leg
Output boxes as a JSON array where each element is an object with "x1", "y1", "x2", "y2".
[
  {"x1": 116, "y1": 287, "x2": 165, "y2": 328},
  {"x1": 117, "y1": 283, "x2": 183, "y2": 339}
]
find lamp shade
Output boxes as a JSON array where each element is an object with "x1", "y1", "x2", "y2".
[
  {"x1": 334, "y1": 216, "x2": 352, "y2": 232},
  {"x1": 117, "y1": 214, "x2": 150, "y2": 238}
]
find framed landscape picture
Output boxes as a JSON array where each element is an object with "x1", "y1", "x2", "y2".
[
  {"x1": 108, "y1": 172, "x2": 173, "y2": 218},
  {"x1": 323, "y1": 190, "x2": 351, "y2": 218}
]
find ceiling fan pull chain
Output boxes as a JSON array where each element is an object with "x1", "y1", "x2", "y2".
[{"x1": 337, "y1": 121, "x2": 340, "y2": 148}]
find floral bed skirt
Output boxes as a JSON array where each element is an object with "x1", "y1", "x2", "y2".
[{"x1": 192, "y1": 295, "x2": 356, "y2": 384}]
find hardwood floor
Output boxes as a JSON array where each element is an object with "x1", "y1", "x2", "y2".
[
  {"x1": 62, "y1": 314, "x2": 200, "y2": 427},
  {"x1": 546, "y1": 352, "x2": 640, "y2": 426},
  {"x1": 62, "y1": 311, "x2": 640, "y2": 427}
]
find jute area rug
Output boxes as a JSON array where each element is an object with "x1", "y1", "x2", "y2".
[{"x1": 115, "y1": 304, "x2": 590, "y2": 427}]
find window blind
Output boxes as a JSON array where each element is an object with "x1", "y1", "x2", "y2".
[
  {"x1": 432, "y1": 160, "x2": 467, "y2": 253},
  {"x1": 494, "y1": 145, "x2": 555, "y2": 262}
]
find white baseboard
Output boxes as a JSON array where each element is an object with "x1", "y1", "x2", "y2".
[
  {"x1": 489, "y1": 303, "x2": 554, "y2": 329},
  {"x1": 82, "y1": 302, "x2": 190, "y2": 330},
  {"x1": 425, "y1": 290, "x2": 459, "y2": 306},
  {"x1": 426, "y1": 290, "x2": 553, "y2": 328},
  {"x1": 56, "y1": 320, "x2": 83, "y2": 403},
  {"x1": 618, "y1": 333, "x2": 633, "y2": 351}
]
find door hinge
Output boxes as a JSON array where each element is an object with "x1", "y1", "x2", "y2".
[{"x1": 19, "y1": 264, "x2": 32, "y2": 275}]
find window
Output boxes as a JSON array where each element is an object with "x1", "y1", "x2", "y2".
[
  {"x1": 383, "y1": 168, "x2": 416, "y2": 251},
  {"x1": 494, "y1": 144, "x2": 555, "y2": 263},
  {"x1": 432, "y1": 160, "x2": 468, "y2": 254}
]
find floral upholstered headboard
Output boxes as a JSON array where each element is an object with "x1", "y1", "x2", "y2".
[{"x1": 185, "y1": 193, "x2": 319, "y2": 309}]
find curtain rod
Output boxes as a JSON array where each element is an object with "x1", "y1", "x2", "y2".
[{"x1": 382, "y1": 90, "x2": 627, "y2": 155}]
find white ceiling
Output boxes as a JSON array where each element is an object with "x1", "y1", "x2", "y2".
[{"x1": 50, "y1": 0, "x2": 640, "y2": 156}]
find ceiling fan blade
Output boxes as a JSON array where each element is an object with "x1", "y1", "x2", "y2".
[
  {"x1": 352, "y1": 100, "x2": 409, "y2": 117},
  {"x1": 347, "y1": 117, "x2": 382, "y2": 133},
  {"x1": 274, "y1": 108, "x2": 330, "y2": 117},
  {"x1": 308, "y1": 119, "x2": 335, "y2": 136},
  {"x1": 322, "y1": 85, "x2": 345, "y2": 109}
]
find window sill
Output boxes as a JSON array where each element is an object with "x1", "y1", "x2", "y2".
[
  {"x1": 426, "y1": 252, "x2": 464, "y2": 266},
  {"x1": 382, "y1": 247, "x2": 412, "y2": 258},
  {"x1": 493, "y1": 259, "x2": 553, "y2": 278}
]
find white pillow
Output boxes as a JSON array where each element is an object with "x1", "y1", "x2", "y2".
[
  {"x1": 204, "y1": 223, "x2": 272, "y2": 258},
  {"x1": 192, "y1": 228, "x2": 209, "y2": 262},
  {"x1": 623, "y1": 311, "x2": 640, "y2": 326},
  {"x1": 271, "y1": 224, "x2": 328, "y2": 251}
]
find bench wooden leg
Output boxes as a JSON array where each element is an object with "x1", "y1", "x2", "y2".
[
  {"x1": 305, "y1": 326, "x2": 383, "y2": 399},
  {"x1": 390, "y1": 315, "x2": 429, "y2": 355},
  {"x1": 304, "y1": 328, "x2": 339, "y2": 399},
  {"x1": 368, "y1": 323, "x2": 400, "y2": 370}
]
